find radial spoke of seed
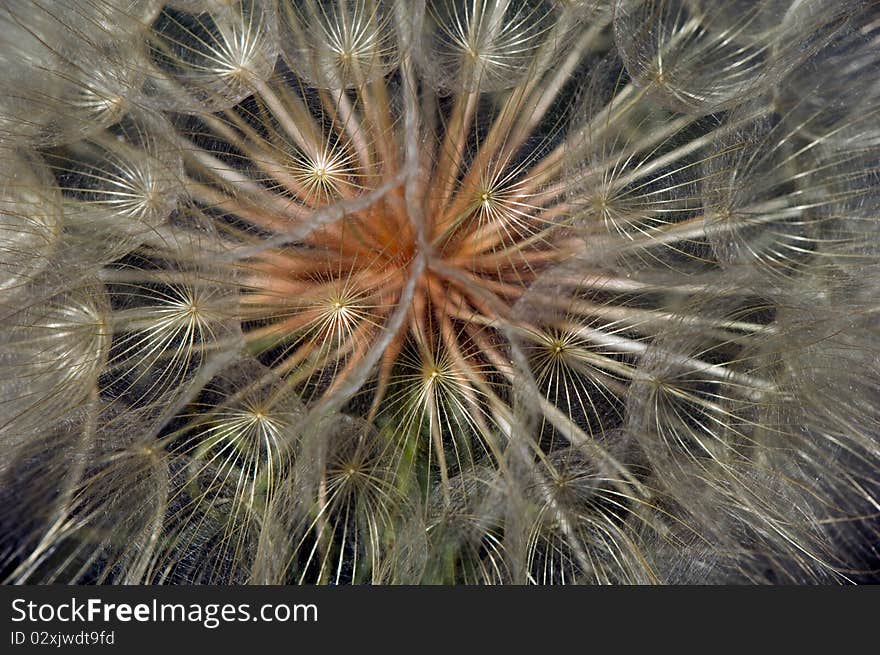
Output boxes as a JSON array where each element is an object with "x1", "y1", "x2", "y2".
[
  {"x1": 562, "y1": 321, "x2": 774, "y2": 399},
  {"x1": 185, "y1": 178, "x2": 301, "y2": 232},
  {"x1": 535, "y1": 107, "x2": 763, "y2": 226},
  {"x1": 455, "y1": 229, "x2": 580, "y2": 270},
  {"x1": 425, "y1": 383, "x2": 452, "y2": 507},
  {"x1": 431, "y1": 89, "x2": 480, "y2": 219},
  {"x1": 607, "y1": 105, "x2": 768, "y2": 188},
  {"x1": 307, "y1": 244, "x2": 425, "y2": 424},
  {"x1": 223, "y1": 171, "x2": 406, "y2": 261},
  {"x1": 182, "y1": 144, "x2": 309, "y2": 219},
  {"x1": 525, "y1": 112, "x2": 698, "y2": 208},
  {"x1": 529, "y1": 200, "x2": 573, "y2": 227},
  {"x1": 244, "y1": 250, "x2": 333, "y2": 286},
  {"x1": 96, "y1": 269, "x2": 210, "y2": 289},
  {"x1": 528, "y1": 468, "x2": 595, "y2": 578},
  {"x1": 122, "y1": 465, "x2": 169, "y2": 584},
  {"x1": 603, "y1": 202, "x2": 803, "y2": 253},
  {"x1": 452, "y1": 271, "x2": 526, "y2": 303},
  {"x1": 432, "y1": 297, "x2": 505, "y2": 463},
  {"x1": 276, "y1": 298, "x2": 384, "y2": 382},
  {"x1": 553, "y1": 271, "x2": 755, "y2": 297},
  {"x1": 360, "y1": 74, "x2": 399, "y2": 178},
  {"x1": 430, "y1": 258, "x2": 512, "y2": 318},
  {"x1": 451, "y1": 199, "x2": 557, "y2": 258},
  {"x1": 329, "y1": 86, "x2": 373, "y2": 175},
  {"x1": 505, "y1": 27, "x2": 600, "y2": 152},
  {"x1": 466, "y1": 321, "x2": 646, "y2": 502},
  {"x1": 428, "y1": 277, "x2": 488, "y2": 326},
  {"x1": 488, "y1": 325, "x2": 649, "y2": 497},
  {"x1": 243, "y1": 307, "x2": 325, "y2": 344},
  {"x1": 251, "y1": 77, "x2": 325, "y2": 158},
  {"x1": 543, "y1": 297, "x2": 777, "y2": 337},
  {"x1": 454, "y1": 325, "x2": 519, "y2": 438},
  {"x1": 525, "y1": 178, "x2": 570, "y2": 209},
  {"x1": 203, "y1": 110, "x2": 321, "y2": 203},
  {"x1": 608, "y1": 134, "x2": 740, "y2": 197},
  {"x1": 458, "y1": 10, "x2": 608, "y2": 188},
  {"x1": 448, "y1": 303, "x2": 636, "y2": 383},
  {"x1": 447, "y1": 278, "x2": 508, "y2": 332},
  {"x1": 442, "y1": 25, "x2": 601, "y2": 227},
  {"x1": 4, "y1": 386, "x2": 99, "y2": 584},
  {"x1": 408, "y1": 279, "x2": 432, "y2": 361},
  {"x1": 242, "y1": 281, "x2": 318, "y2": 314},
  {"x1": 436, "y1": 0, "x2": 524, "y2": 191},
  {"x1": 548, "y1": 346, "x2": 632, "y2": 398},
  {"x1": 514, "y1": 144, "x2": 568, "y2": 196},
  {"x1": 297, "y1": 88, "x2": 364, "y2": 203},
  {"x1": 307, "y1": 316, "x2": 379, "y2": 395},
  {"x1": 365, "y1": 323, "x2": 408, "y2": 423}
]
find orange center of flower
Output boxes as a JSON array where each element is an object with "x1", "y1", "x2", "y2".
[{"x1": 240, "y1": 152, "x2": 572, "y2": 401}]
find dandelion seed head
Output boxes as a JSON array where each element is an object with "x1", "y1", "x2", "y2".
[{"x1": 2, "y1": 0, "x2": 879, "y2": 585}]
